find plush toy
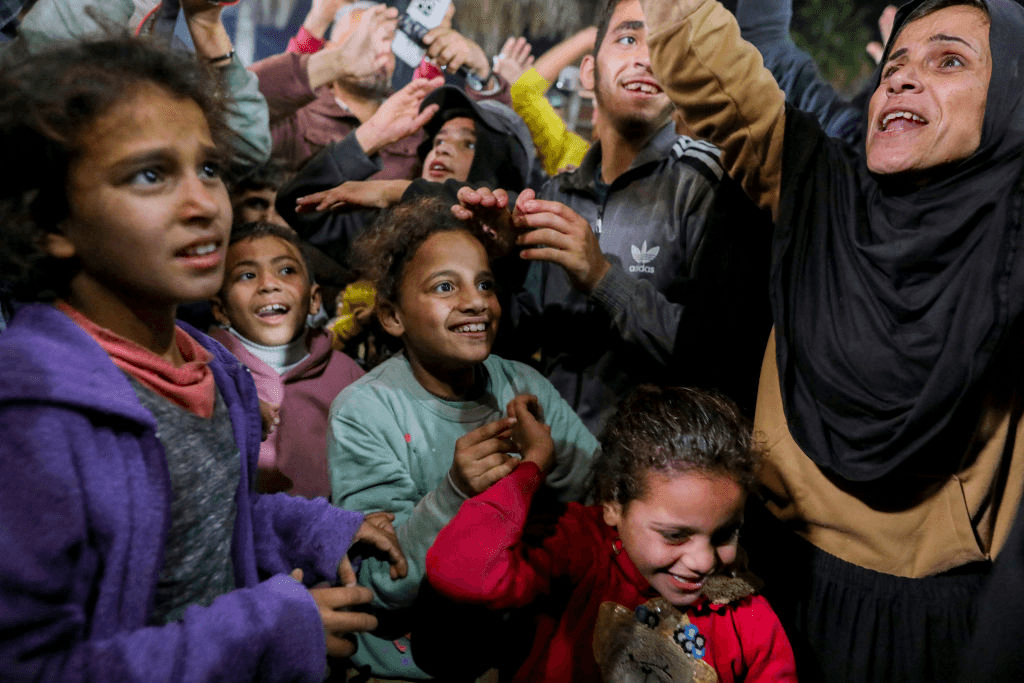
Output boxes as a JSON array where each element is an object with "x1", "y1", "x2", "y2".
[{"x1": 592, "y1": 563, "x2": 762, "y2": 682}]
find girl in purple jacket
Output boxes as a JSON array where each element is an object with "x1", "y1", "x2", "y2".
[{"x1": 0, "y1": 36, "x2": 405, "y2": 682}]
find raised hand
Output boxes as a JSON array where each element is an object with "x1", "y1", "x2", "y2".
[
  {"x1": 452, "y1": 185, "x2": 517, "y2": 257},
  {"x1": 512, "y1": 189, "x2": 611, "y2": 293},
  {"x1": 491, "y1": 36, "x2": 535, "y2": 85},
  {"x1": 301, "y1": 0, "x2": 356, "y2": 41},
  {"x1": 422, "y1": 26, "x2": 490, "y2": 79},
  {"x1": 307, "y1": 4, "x2": 399, "y2": 90},
  {"x1": 865, "y1": 5, "x2": 898, "y2": 64},
  {"x1": 449, "y1": 416, "x2": 520, "y2": 496},
  {"x1": 355, "y1": 76, "x2": 444, "y2": 155}
]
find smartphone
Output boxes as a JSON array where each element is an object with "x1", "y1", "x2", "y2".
[{"x1": 391, "y1": 0, "x2": 452, "y2": 69}]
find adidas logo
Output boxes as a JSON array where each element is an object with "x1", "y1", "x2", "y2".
[{"x1": 629, "y1": 241, "x2": 659, "y2": 274}]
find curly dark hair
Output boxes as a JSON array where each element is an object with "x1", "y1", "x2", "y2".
[
  {"x1": 352, "y1": 196, "x2": 494, "y2": 307},
  {"x1": 593, "y1": 385, "x2": 763, "y2": 507},
  {"x1": 0, "y1": 35, "x2": 229, "y2": 302}
]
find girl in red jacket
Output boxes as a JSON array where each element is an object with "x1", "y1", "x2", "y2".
[{"x1": 426, "y1": 385, "x2": 797, "y2": 681}]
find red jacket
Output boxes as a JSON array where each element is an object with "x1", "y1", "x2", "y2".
[{"x1": 426, "y1": 463, "x2": 797, "y2": 682}]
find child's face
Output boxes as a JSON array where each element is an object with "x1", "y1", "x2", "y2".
[
  {"x1": 379, "y1": 230, "x2": 499, "y2": 394},
  {"x1": 603, "y1": 469, "x2": 745, "y2": 609},
  {"x1": 421, "y1": 117, "x2": 477, "y2": 184},
  {"x1": 212, "y1": 235, "x2": 320, "y2": 346},
  {"x1": 48, "y1": 84, "x2": 231, "y2": 309}
]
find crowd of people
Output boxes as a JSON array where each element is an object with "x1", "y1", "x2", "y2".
[{"x1": 1, "y1": 0, "x2": 1023, "y2": 680}]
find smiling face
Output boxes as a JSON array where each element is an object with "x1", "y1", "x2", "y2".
[
  {"x1": 379, "y1": 229, "x2": 499, "y2": 399},
  {"x1": 212, "y1": 235, "x2": 320, "y2": 346},
  {"x1": 421, "y1": 116, "x2": 477, "y2": 183},
  {"x1": 604, "y1": 469, "x2": 745, "y2": 609},
  {"x1": 580, "y1": 0, "x2": 672, "y2": 139},
  {"x1": 866, "y1": 4, "x2": 992, "y2": 177},
  {"x1": 50, "y1": 84, "x2": 231, "y2": 314}
]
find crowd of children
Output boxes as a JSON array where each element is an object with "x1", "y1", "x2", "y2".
[{"x1": 2, "y1": 0, "x2": 1024, "y2": 681}]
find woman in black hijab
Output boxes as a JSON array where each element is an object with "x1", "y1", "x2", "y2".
[{"x1": 640, "y1": 0, "x2": 1024, "y2": 679}]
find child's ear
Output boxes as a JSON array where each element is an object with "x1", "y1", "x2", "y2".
[
  {"x1": 377, "y1": 299, "x2": 405, "y2": 338},
  {"x1": 579, "y1": 54, "x2": 596, "y2": 93},
  {"x1": 308, "y1": 282, "x2": 322, "y2": 317},
  {"x1": 209, "y1": 295, "x2": 231, "y2": 328},
  {"x1": 43, "y1": 231, "x2": 76, "y2": 259},
  {"x1": 602, "y1": 501, "x2": 623, "y2": 528}
]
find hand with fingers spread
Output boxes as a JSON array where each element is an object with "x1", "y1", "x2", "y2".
[
  {"x1": 506, "y1": 394, "x2": 554, "y2": 474},
  {"x1": 449, "y1": 416, "x2": 521, "y2": 497},
  {"x1": 290, "y1": 560, "x2": 377, "y2": 658},
  {"x1": 354, "y1": 76, "x2": 445, "y2": 156},
  {"x1": 492, "y1": 36, "x2": 535, "y2": 85},
  {"x1": 422, "y1": 26, "x2": 491, "y2": 80},
  {"x1": 307, "y1": 4, "x2": 399, "y2": 90},
  {"x1": 296, "y1": 179, "x2": 411, "y2": 213},
  {"x1": 452, "y1": 185, "x2": 517, "y2": 257},
  {"x1": 512, "y1": 189, "x2": 611, "y2": 293},
  {"x1": 350, "y1": 512, "x2": 408, "y2": 580}
]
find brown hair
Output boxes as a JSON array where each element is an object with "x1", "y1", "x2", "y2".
[
  {"x1": 0, "y1": 35, "x2": 228, "y2": 302},
  {"x1": 593, "y1": 385, "x2": 763, "y2": 506},
  {"x1": 353, "y1": 196, "x2": 494, "y2": 306}
]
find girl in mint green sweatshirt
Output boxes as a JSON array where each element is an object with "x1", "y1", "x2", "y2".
[{"x1": 327, "y1": 197, "x2": 599, "y2": 680}]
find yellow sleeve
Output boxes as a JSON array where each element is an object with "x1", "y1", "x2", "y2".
[
  {"x1": 510, "y1": 67, "x2": 591, "y2": 175},
  {"x1": 643, "y1": 0, "x2": 786, "y2": 219}
]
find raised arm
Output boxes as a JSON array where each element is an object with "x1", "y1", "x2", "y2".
[
  {"x1": 181, "y1": 0, "x2": 271, "y2": 169},
  {"x1": 641, "y1": 0, "x2": 786, "y2": 218},
  {"x1": 735, "y1": 0, "x2": 863, "y2": 144}
]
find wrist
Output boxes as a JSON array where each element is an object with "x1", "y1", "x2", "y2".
[
  {"x1": 579, "y1": 259, "x2": 612, "y2": 294},
  {"x1": 302, "y1": 15, "x2": 332, "y2": 40},
  {"x1": 354, "y1": 124, "x2": 383, "y2": 157}
]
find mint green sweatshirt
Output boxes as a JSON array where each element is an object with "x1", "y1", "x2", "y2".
[{"x1": 327, "y1": 352, "x2": 599, "y2": 679}]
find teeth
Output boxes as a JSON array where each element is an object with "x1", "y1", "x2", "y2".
[
  {"x1": 670, "y1": 574, "x2": 702, "y2": 587},
  {"x1": 183, "y1": 242, "x2": 217, "y2": 256},
  {"x1": 258, "y1": 304, "x2": 288, "y2": 315},
  {"x1": 454, "y1": 323, "x2": 485, "y2": 333},
  {"x1": 881, "y1": 111, "x2": 926, "y2": 129},
  {"x1": 625, "y1": 82, "x2": 659, "y2": 94}
]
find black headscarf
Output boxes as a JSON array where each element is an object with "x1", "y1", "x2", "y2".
[{"x1": 773, "y1": 0, "x2": 1024, "y2": 482}]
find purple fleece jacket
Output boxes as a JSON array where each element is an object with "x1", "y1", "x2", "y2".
[{"x1": 0, "y1": 303, "x2": 364, "y2": 682}]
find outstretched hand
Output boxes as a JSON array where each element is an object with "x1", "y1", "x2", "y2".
[
  {"x1": 512, "y1": 189, "x2": 611, "y2": 293},
  {"x1": 296, "y1": 179, "x2": 412, "y2": 213},
  {"x1": 492, "y1": 36, "x2": 535, "y2": 85},
  {"x1": 449, "y1": 417, "x2": 520, "y2": 497},
  {"x1": 355, "y1": 76, "x2": 445, "y2": 155},
  {"x1": 307, "y1": 4, "x2": 399, "y2": 90}
]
